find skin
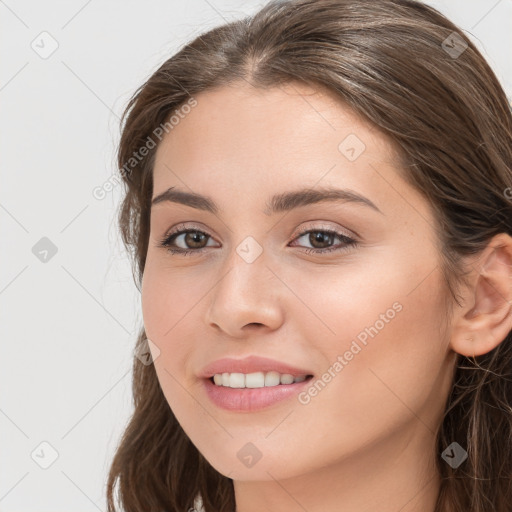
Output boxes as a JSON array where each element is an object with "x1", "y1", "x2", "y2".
[{"x1": 141, "y1": 80, "x2": 512, "y2": 512}]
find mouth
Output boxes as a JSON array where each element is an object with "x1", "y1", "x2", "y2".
[
  {"x1": 202, "y1": 372, "x2": 315, "y2": 412},
  {"x1": 209, "y1": 371, "x2": 314, "y2": 389},
  {"x1": 198, "y1": 355, "x2": 315, "y2": 411}
]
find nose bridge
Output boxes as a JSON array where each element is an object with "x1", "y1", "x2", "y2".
[
  {"x1": 218, "y1": 235, "x2": 272, "y2": 308},
  {"x1": 206, "y1": 235, "x2": 283, "y2": 334}
]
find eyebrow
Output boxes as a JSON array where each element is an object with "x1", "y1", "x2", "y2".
[{"x1": 151, "y1": 186, "x2": 383, "y2": 215}]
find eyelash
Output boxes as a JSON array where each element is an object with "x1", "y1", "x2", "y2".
[{"x1": 158, "y1": 223, "x2": 358, "y2": 257}]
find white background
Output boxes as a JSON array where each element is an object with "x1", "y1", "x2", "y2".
[{"x1": 1, "y1": 1, "x2": 511, "y2": 510}]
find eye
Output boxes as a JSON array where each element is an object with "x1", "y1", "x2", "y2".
[
  {"x1": 289, "y1": 227, "x2": 358, "y2": 255},
  {"x1": 158, "y1": 223, "x2": 217, "y2": 256},
  {"x1": 157, "y1": 224, "x2": 359, "y2": 256}
]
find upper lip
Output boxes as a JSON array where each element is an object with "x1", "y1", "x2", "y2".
[{"x1": 198, "y1": 355, "x2": 314, "y2": 379}]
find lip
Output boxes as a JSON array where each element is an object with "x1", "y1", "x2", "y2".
[
  {"x1": 202, "y1": 375, "x2": 314, "y2": 412},
  {"x1": 198, "y1": 355, "x2": 314, "y2": 379},
  {"x1": 198, "y1": 355, "x2": 315, "y2": 412}
]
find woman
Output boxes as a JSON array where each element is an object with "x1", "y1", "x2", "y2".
[{"x1": 106, "y1": 0, "x2": 512, "y2": 510}]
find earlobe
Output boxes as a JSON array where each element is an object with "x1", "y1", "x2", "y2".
[{"x1": 450, "y1": 233, "x2": 512, "y2": 358}]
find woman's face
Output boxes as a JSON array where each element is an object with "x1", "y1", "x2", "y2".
[{"x1": 142, "y1": 81, "x2": 458, "y2": 481}]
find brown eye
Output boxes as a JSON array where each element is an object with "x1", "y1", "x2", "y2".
[
  {"x1": 158, "y1": 227, "x2": 217, "y2": 255},
  {"x1": 306, "y1": 231, "x2": 335, "y2": 249},
  {"x1": 158, "y1": 225, "x2": 359, "y2": 257},
  {"x1": 291, "y1": 229, "x2": 358, "y2": 255},
  {"x1": 178, "y1": 231, "x2": 209, "y2": 249}
]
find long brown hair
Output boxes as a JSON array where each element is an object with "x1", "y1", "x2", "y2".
[{"x1": 106, "y1": 1, "x2": 512, "y2": 510}]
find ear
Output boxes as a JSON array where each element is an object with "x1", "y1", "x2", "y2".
[{"x1": 450, "y1": 233, "x2": 512, "y2": 357}]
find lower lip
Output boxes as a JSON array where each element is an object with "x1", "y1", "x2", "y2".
[{"x1": 202, "y1": 376, "x2": 314, "y2": 412}]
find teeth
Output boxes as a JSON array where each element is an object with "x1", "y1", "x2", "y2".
[
  {"x1": 229, "y1": 373, "x2": 245, "y2": 388},
  {"x1": 265, "y1": 371, "x2": 280, "y2": 387},
  {"x1": 211, "y1": 371, "x2": 309, "y2": 388}
]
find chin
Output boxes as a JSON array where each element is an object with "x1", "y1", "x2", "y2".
[{"x1": 199, "y1": 441, "x2": 304, "y2": 481}]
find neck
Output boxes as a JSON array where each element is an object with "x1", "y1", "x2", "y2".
[{"x1": 233, "y1": 419, "x2": 441, "y2": 512}]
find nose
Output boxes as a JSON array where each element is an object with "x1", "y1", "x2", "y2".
[{"x1": 205, "y1": 249, "x2": 284, "y2": 338}]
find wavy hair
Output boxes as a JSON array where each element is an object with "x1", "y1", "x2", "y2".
[{"x1": 106, "y1": 0, "x2": 512, "y2": 510}]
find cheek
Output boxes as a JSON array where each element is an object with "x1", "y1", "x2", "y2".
[
  {"x1": 141, "y1": 259, "x2": 205, "y2": 345},
  {"x1": 140, "y1": 261, "x2": 202, "y2": 394},
  {"x1": 280, "y1": 253, "x2": 447, "y2": 413},
  {"x1": 297, "y1": 259, "x2": 450, "y2": 437},
  {"x1": 140, "y1": 262, "x2": 207, "y2": 429}
]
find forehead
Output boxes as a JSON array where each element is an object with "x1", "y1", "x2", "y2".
[
  {"x1": 160, "y1": 81, "x2": 394, "y2": 149},
  {"x1": 153, "y1": 81, "x2": 401, "y2": 188}
]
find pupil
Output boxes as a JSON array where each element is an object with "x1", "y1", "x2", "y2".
[
  {"x1": 187, "y1": 231, "x2": 205, "y2": 248},
  {"x1": 310, "y1": 232, "x2": 332, "y2": 248}
]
